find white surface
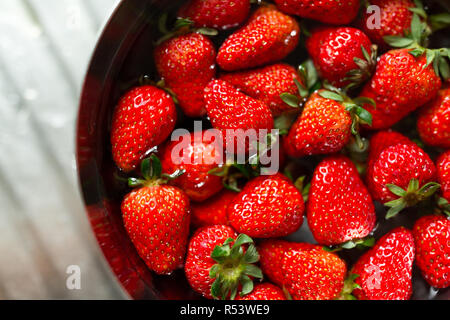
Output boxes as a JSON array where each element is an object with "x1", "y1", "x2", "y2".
[{"x1": 0, "y1": 0, "x2": 123, "y2": 299}]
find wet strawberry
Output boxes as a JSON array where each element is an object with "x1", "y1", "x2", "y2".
[
  {"x1": 227, "y1": 173, "x2": 305, "y2": 238},
  {"x1": 122, "y1": 156, "x2": 190, "y2": 275},
  {"x1": 220, "y1": 63, "x2": 303, "y2": 116},
  {"x1": 283, "y1": 90, "x2": 352, "y2": 158},
  {"x1": 191, "y1": 190, "x2": 236, "y2": 228},
  {"x1": 160, "y1": 130, "x2": 224, "y2": 202},
  {"x1": 437, "y1": 151, "x2": 450, "y2": 204},
  {"x1": 217, "y1": 5, "x2": 300, "y2": 71},
  {"x1": 367, "y1": 130, "x2": 415, "y2": 165},
  {"x1": 366, "y1": 140, "x2": 438, "y2": 218},
  {"x1": 307, "y1": 155, "x2": 376, "y2": 246},
  {"x1": 306, "y1": 26, "x2": 376, "y2": 88},
  {"x1": 154, "y1": 32, "x2": 216, "y2": 117},
  {"x1": 274, "y1": 0, "x2": 360, "y2": 25},
  {"x1": 417, "y1": 87, "x2": 450, "y2": 149},
  {"x1": 185, "y1": 227, "x2": 263, "y2": 299},
  {"x1": 204, "y1": 79, "x2": 273, "y2": 153},
  {"x1": 350, "y1": 227, "x2": 415, "y2": 300},
  {"x1": 413, "y1": 215, "x2": 450, "y2": 289},
  {"x1": 259, "y1": 240, "x2": 347, "y2": 300},
  {"x1": 361, "y1": 49, "x2": 442, "y2": 130},
  {"x1": 359, "y1": 0, "x2": 415, "y2": 50},
  {"x1": 236, "y1": 283, "x2": 286, "y2": 300},
  {"x1": 111, "y1": 85, "x2": 177, "y2": 172},
  {"x1": 178, "y1": 0, "x2": 251, "y2": 30}
]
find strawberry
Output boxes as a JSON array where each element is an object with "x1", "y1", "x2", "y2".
[
  {"x1": 306, "y1": 26, "x2": 376, "y2": 89},
  {"x1": 111, "y1": 85, "x2": 177, "y2": 172},
  {"x1": 160, "y1": 130, "x2": 224, "y2": 202},
  {"x1": 413, "y1": 215, "x2": 450, "y2": 289},
  {"x1": 417, "y1": 87, "x2": 450, "y2": 149},
  {"x1": 236, "y1": 283, "x2": 286, "y2": 300},
  {"x1": 178, "y1": 0, "x2": 251, "y2": 30},
  {"x1": 204, "y1": 79, "x2": 274, "y2": 152},
  {"x1": 349, "y1": 227, "x2": 415, "y2": 300},
  {"x1": 216, "y1": 5, "x2": 300, "y2": 71},
  {"x1": 361, "y1": 49, "x2": 442, "y2": 130},
  {"x1": 366, "y1": 139, "x2": 439, "y2": 218},
  {"x1": 121, "y1": 155, "x2": 190, "y2": 275},
  {"x1": 191, "y1": 190, "x2": 236, "y2": 227},
  {"x1": 227, "y1": 173, "x2": 305, "y2": 238},
  {"x1": 258, "y1": 240, "x2": 347, "y2": 300},
  {"x1": 154, "y1": 32, "x2": 216, "y2": 117},
  {"x1": 283, "y1": 89, "x2": 373, "y2": 157},
  {"x1": 367, "y1": 130, "x2": 415, "y2": 165},
  {"x1": 273, "y1": 0, "x2": 360, "y2": 25},
  {"x1": 220, "y1": 63, "x2": 303, "y2": 116},
  {"x1": 437, "y1": 151, "x2": 450, "y2": 214},
  {"x1": 359, "y1": 0, "x2": 415, "y2": 50},
  {"x1": 185, "y1": 227, "x2": 263, "y2": 299},
  {"x1": 307, "y1": 155, "x2": 376, "y2": 246}
]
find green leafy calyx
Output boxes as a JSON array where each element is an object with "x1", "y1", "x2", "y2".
[
  {"x1": 128, "y1": 154, "x2": 185, "y2": 188},
  {"x1": 209, "y1": 234, "x2": 263, "y2": 300},
  {"x1": 323, "y1": 237, "x2": 375, "y2": 253},
  {"x1": 280, "y1": 60, "x2": 320, "y2": 108},
  {"x1": 384, "y1": 178, "x2": 441, "y2": 219}
]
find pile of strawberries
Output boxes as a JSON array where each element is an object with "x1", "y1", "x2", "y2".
[{"x1": 109, "y1": 0, "x2": 450, "y2": 300}]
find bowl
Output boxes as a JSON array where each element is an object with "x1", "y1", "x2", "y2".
[{"x1": 77, "y1": 0, "x2": 450, "y2": 300}]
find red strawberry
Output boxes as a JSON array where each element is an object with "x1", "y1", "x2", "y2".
[
  {"x1": 367, "y1": 130, "x2": 415, "y2": 165},
  {"x1": 154, "y1": 32, "x2": 216, "y2": 117},
  {"x1": 204, "y1": 79, "x2": 274, "y2": 152},
  {"x1": 185, "y1": 227, "x2": 263, "y2": 299},
  {"x1": 274, "y1": 0, "x2": 360, "y2": 25},
  {"x1": 236, "y1": 283, "x2": 286, "y2": 300},
  {"x1": 366, "y1": 140, "x2": 438, "y2": 218},
  {"x1": 283, "y1": 90, "x2": 352, "y2": 158},
  {"x1": 121, "y1": 156, "x2": 190, "y2": 275},
  {"x1": 178, "y1": 0, "x2": 251, "y2": 30},
  {"x1": 307, "y1": 155, "x2": 376, "y2": 246},
  {"x1": 417, "y1": 87, "x2": 450, "y2": 149},
  {"x1": 227, "y1": 173, "x2": 304, "y2": 238},
  {"x1": 413, "y1": 215, "x2": 450, "y2": 289},
  {"x1": 160, "y1": 130, "x2": 224, "y2": 202},
  {"x1": 216, "y1": 5, "x2": 300, "y2": 71},
  {"x1": 361, "y1": 49, "x2": 442, "y2": 130},
  {"x1": 191, "y1": 190, "x2": 236, "y2": 227},
  {"x1": 111, "y1": 85, "x2": 177, "y2": 172},
  {"x1": 359, "y1": 0, "x2": 415, "y2": 50},
  {"x1": 437, "y1": 151, "x2": 450, "y2": 206},
  {"x1": 220, "y1": 63, "x2": 303, "y2": 116},
  {"x1": 350, "y1": 227, "x2": 415, "y2": 300},
  {"x1": 306, "y1": 26, "x2": 376, "y2": 89},
  {"x1": 259, "y1": 240, "x2": 347, "y2": 300}
]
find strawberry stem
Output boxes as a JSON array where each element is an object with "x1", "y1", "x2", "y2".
[
  {"x1": 155, "y1": 17, "x2": 218, "y2": 46},
  {"x1": 209, "y1": 234, "x2": 263, "y2": 300},
  {"x1": 344, "y1": 44, "x2": 378, "y2": 91},
  {"x1": 337, "y1": 274, "x2": 360, "y2": 300},
  {"x1": 294, "y1": 176, "x2": 311, "y2": 202},
  {"x1": 437, "y1": 197, "x2": 450, "y2": 217},
  {"x1": 127, "y1": 155, "x2": 185, "y2": 188},
  {"x1": 323, "y1": 236, "x2": 375, "y2": 252},
  {"x1": 385, "y1": 179, "x2": 441, "y2": 219}
]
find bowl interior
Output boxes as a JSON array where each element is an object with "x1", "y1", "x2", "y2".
[{"x1": 77, "y1": 0, "x2": 450, "y2": 300}]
